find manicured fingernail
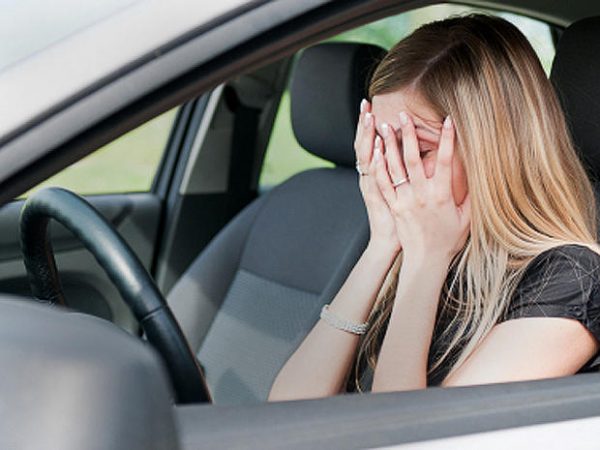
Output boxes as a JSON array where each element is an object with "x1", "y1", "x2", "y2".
[
  {"x1": 381, "y1": 122, "x2": 389, "y2": 138},
  {"x1": 374, "y1": 145, "x2": 381, "y2": 162},
  {"x1": 444, "y1": 115, "x2": 452, "y2": 129},
  {"x1": 399, "y1": 111, "x2": 408, "y2": 126},
  {"x1": 364, "y1": 112, "x2": 372, "y2": 128},
  {"x1": 374, "y1": 135, "x2": 382, "y2": 152},
  {"x1": 360, "y1": 99, "x2": 367, "y2": 113}
]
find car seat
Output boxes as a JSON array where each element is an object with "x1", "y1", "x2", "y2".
[
  {"x1": 167, "y1": 42, "x2": 386, "y2": 405},
  {"x1": 551, "y1": 16, "x2": 600, "y2": 200}
]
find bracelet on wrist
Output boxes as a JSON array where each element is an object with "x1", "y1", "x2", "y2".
[{"x1": 320, "y1": 304, "x2": 369, "y2": 335}]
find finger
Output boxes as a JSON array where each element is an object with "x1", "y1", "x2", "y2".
[
  {"x1": 381, "y1": 122, "x2": 408, "y2": 185},
  {"x1": 398, "y1": 111, "x2": 426, "y2": 187},
  {"x1": 354, "y1": 100, "x2": 374, "y2": 169},
  {"x1": 372, "y1": 136, "x2": 397, "y2": 207},
  {"x1": 354, "y1": 99, "x2": 367, "y2": 147},
  {"x1": 365, "y1": 150, "x2": 388, "y2": 205},
  {"x1": 364, "y1": 122, "x2": 382, "y2": 188},
  {"x1": 434, "y1": 115, "x2": 455, "y2": 198},
  {"x1": 459, "y1": 192, "x2": 471, "y2": 231},
  {"x1": 353, "y1": 100, "x2": 365, "y2": 160}
]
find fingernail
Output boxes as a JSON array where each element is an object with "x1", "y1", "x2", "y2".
[
  {"x1": 444, "y1": 115, "x2": 452, "y2": 129},
  {"x1": 374, "y1": 135, "x2": 382, "y2": 152},
  {"x1": 399, "y1": 111, "x2": 408, "y2": 126},
  {"x1": 364, "y1": 112, "x2": 372, "y2": 128},
  {"x1": 374, "y1": 145, "x2": 381, "y2": 162},
  {"x1": 381, "y1": 122, "x2": 389, "y2": 138},
  {"x1": 360, "y1": 99, "x2": 367, "y2": 113}
]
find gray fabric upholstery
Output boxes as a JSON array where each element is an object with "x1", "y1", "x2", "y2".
[
  {"x1": 169, "y1": 167, "x2": 368, "y2": 404},
  {"x1": 197, "y1": 269, "x2": 322, "y2": 405},
  {"x1": 168, "y1": 43, "x2": 379, "y2": 405},
  {"x1": 168, "y1": 199, "x2": 264, "y2": 351},
  {"x1": 291, "y1": 43, "x2": 386, "y2": 167},
  {"x1": 240, "y1": 168, "x2": 367, "y2": 293}
]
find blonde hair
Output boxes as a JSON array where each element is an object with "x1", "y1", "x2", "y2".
[{"x1": 351, "y1": 14, "x2": 600, "y2": 392}]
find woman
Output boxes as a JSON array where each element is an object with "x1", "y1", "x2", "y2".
[{"x1": 268, "y1": 13, "x2": 600, "y2": 401}]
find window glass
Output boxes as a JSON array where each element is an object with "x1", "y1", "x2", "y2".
[
  {"x1": 24, "y1": 107, "x2": 177, "y2": 197},
  {"x1": 259, "y1": 4, "x2": 555, "y2": 189},
  {"x1": 331, "y1": 5, "x2": 555, "y2": 74},
  {"x1": 259, "y1": 91, "x2": 334, "y2": 188}
]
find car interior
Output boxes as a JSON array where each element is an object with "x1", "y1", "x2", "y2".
[
  {"x1": 166, "y1": 42, "x2": 385, "y2": 405},
  {"x1": 3, "y1": 1, "x2": 600, "y2": 448}
]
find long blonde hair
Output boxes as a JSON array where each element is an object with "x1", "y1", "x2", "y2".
[{"x1": 351, "y1": 14, "x2": 599, "y2": 392}]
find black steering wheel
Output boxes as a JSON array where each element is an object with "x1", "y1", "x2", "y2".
[{"x1": 19, "y1": 187, "x2": 212, "y2": 404}]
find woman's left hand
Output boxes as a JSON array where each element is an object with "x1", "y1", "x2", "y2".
[{"x1": 373, "y1": 112, "x2": 471, "y2": 265}]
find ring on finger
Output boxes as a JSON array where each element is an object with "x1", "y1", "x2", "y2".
[
  {"x1": 356, "y1": 161, "x2": 368, "y2": 176},
  {"x1": 392, "y1": 177, "x2": 409, "y2": 188}
]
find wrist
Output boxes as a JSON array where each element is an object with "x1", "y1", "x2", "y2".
[
  {"x1": 400, "y1": 247, "x2": 453, "y2": 270},
  {"x1": 398, "y1": 251, "x2": 452, "y2": 283},
  {"x1": 365, "y1": 240, "x2": 400, "y2": 263},
  {"x1": 392, "y1": 255, "x2": 450, "y2": 312}
]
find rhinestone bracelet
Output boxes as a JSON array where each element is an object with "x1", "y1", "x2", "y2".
[{"x1": 320, "y1": 304, "x2": 369, "y2": 335}]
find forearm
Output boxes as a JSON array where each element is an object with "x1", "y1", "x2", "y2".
[
  {"x1": 268, "y1": 242, "x2": 396, "y2": 402},
  {"x1": 371, "y1": 254, "x2": 450, "y2": 392}
]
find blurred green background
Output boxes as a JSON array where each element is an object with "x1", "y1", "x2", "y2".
[
  {"x1": 22, "y1": 108, "x2": 177, "y2": 197},
  {"x1": 26, "y1": 4, "x2": 555, "y2": 196}
]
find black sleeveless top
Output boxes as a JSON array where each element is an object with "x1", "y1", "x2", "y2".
[{"x1": 348, "y1": 244, "x2": 600, "y2": 392}]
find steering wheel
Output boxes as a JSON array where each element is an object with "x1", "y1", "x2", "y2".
[{"x1": 19, "y1": 187, "x2": 212, "y2": 404}]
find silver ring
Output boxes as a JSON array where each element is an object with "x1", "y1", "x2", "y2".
[
  {"x1": 392, "y1": 177, "x2": 409, "y2": 188},
  {"x1": 356, "y1": 161, "x2": 367, "y2": 176}
]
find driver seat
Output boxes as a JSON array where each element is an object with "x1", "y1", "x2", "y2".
[{"x1": 167, "y1": 43, "x2": 386, "y2": 405}]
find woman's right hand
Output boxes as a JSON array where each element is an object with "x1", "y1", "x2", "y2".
[{"x1": 354, "y1": 99, "x2": 402, "y2": 256}]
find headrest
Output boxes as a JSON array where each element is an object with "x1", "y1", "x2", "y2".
[
  {"x1": 290, "y1": 43, "x2": 386, "y2": 167},
  {"x1": 551, "y1": 17, "x2": 600, "y2": 180}
]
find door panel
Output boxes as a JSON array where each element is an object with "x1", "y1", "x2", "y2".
[
  {"x1": 0, "y1": 193, "x2": 161, "y2": 332},
  {"x1": 176, "y1": 373, "x2": 600, "y2": 449}
]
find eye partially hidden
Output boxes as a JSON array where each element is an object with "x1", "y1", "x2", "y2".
[{"x1": 419, "y1": 149, "x2": 435, "y2": 158}]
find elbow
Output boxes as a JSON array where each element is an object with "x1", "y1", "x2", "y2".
[
  {"x1": 267, "y1": 388, "x2": 298, "y2": 403},
  {"x1": 267, "y1": 376, "x2": 283, "y2": 402},
  {"x1": 268, "y1": 375, "x2": 297, "y2": 402},
  {"x1": 268, "y1": 378, "x2": 340, "y2": 402},
  {"x1": 267, "y1": 386, "x2": 284, "y2": 402},
  {"x1": 267, "y1": 383, "x2": 307, "y2": 403}
]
